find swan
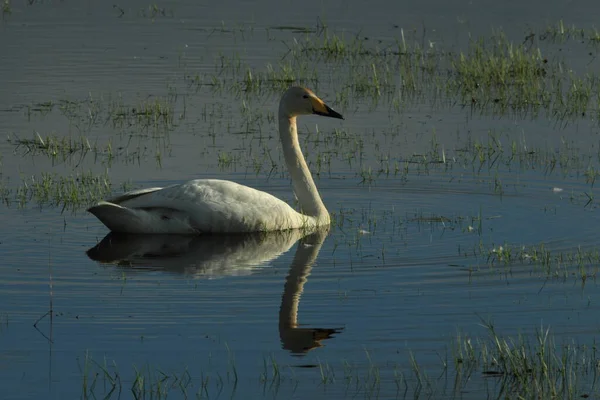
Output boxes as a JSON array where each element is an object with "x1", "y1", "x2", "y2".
[{"x1": 87, "y1": 86, "x2": 344, "y2": 234}]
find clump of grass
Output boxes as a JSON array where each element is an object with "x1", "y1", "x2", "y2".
[
  {"x1": 300, "y1": 30, "x2": 366, "y2": 60},
  {"x1": 131, "y1": 364, "x2": 191, "y2": 399},
  {"x1": 8, "y1": 132, "x2": 115, "y2": 163},
  {"x1": 483, "y1": 242, "x2": 600, "y2": 280},
  {"x1": 241, "y1": 62, "x2": 318, "y2": 95},
  {"x1": 7, "y1": 131, "x2": 171, "y2": 168},
  {"x1": 540, "y1": 20, "x2": 600, "y2": 46},
  {"x1": 79, "y1": 351, "x2": 121, "y2": 399},
  {"x1": 454, "y1": 320, "x2": 600, "y2": 399},
  {"x1": 26, "y1": 101, "x2": 55, "y2": 118},
  {"x1": 139, "y1": 3, "x2": 173, "y2": 19},
  {"x1": 217, "y1": 151, "x2": 238, "y2": 169},
  {"x1": 449, "y1": 31, "x2": 550, "y2": 114},
  {"x1": 109, "y1": 95, "x2": 176, "y2": 131},
  {"x1": 23, "y1": 93, "x2": 178, "y2": 137},
  {"x1": 80, "y1": 352, "x2": 192, "y2": 400}
]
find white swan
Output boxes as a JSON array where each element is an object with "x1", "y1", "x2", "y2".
[{"x1": 87, "y1": 87, "x2": 344, "y2": 234}]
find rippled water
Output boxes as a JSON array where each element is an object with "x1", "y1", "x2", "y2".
[{"x1": 2, "y1": 0, "x2": 600, "y2": 399}]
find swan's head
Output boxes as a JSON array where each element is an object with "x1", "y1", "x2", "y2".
[{"x1": 280, "y1": 87, "x2": 344, "y2": 120}]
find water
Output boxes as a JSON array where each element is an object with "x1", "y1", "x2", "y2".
[{"x1": 2, "y1": 0, "x2": 600, "y2": 398}]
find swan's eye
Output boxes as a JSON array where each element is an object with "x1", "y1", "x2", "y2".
[{"x1": 302, "y1": 95, "x2": 309, "y2": 99}]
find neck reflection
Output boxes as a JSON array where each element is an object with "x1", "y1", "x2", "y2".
[{"x1": 279, "y1": 228, "x2": 342, "y2": 355}]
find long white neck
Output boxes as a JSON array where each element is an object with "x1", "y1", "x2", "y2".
[{"x1": 279, "y1": 115, "x2": 329, "y2": 221}]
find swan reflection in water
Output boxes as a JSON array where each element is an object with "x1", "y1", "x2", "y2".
[{"x1": 87, "y1": 228, "x2": 343, "y2": 354}]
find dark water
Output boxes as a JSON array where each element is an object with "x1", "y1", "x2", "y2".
[{"x1": 2, "y1": 0, "x2": 600, "y2": 399}]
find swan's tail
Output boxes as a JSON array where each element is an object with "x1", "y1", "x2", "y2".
[
  {"x1": 88, "y1": 201, "x2": 200, "y2": 234},
  {"x1": 87, "y1": 201, "x2": 146, "y2": 233}
]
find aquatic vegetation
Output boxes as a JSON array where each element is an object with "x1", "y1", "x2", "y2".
[
  {"x1": 77, "y1": 322, "x2": 600, "y2": 399},
  {"x1": 540, "y1": 20, "x2": 600, "y2": 46},
  {"x1": 1, "y1": 0, "x2": 10, "y2": 16},
  {"x1": 6, "y1": 131, "x2": 168, "y2": 168},
  {"x1": 8, "y1": 132, "x2": 111, "y2": 163},
  {"x1": 448, "y1": 33, "x2": 550, "y2": 115},
  {"x1": 1, "y1": 170, "x2": 115, "y2": 211},
  {"x1": 187, "y1": 22, "x2": 600, "y2": 125},
  {"x1": 139, "y1": 3, "x2": 173, "y2": 19},
  {"x1": 108, "y1": 95, "x2": 176, "y2": 131},
  {"x1": 453, "y1": 321, "x2": 600, "y2": 399},
  {"x1": 23, "y1": 93, "x2": 178, "y2": 136},
  {"x1": 79, "y1": 352, "x2": 193, "y2": 400},
  {"x1": 482, "y1": 242, "x2": 600, "y2": 281}
]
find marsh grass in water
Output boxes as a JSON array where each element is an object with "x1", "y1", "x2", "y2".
[
  {"x1": 79, "y1": 351, "x2": 193, "y2": 400},
  {"x1": 24, "y1": 93, "x2": 178, "y2": 136},
  {"x1": 453, "y1": 321, "x2": 600, "y2": 399},
  {"x1": 328, "y1": 199, "x2": 600, "y2": 282},
  {"x1": 6, "y1": 132, "x2": 169, "y2": 168},
  {"x1": 539, "y1": 20, "x2": 600, "y2": 46},
  {"x1": 189, "y1": 22, "x2": 600, "y2": 125},
  {"x1": 483, "y1": 242, "x2": 600, "y2": 282},
  {"x1": 0, "y1": 170, "x2": 119, "y2": 211},
  {"x1": 8, "y1": 132, "x2": 112, "y2": 164},
  {"x1": 139, "y1": 3, "x2": 173, "y2": 19},
  {"x1": 77, "y1": 322, "x2": 600, "y2": 399}
]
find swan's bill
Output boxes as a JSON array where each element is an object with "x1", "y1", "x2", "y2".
[{"x1": 310, "y1": 97, "x2": 344, "y2": 120}]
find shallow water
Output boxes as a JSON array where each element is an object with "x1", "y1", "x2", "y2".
[{"x1": 2, "y1": 1, "x2": 600, "y2": 399}]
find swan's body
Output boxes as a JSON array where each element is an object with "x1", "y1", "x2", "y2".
[{"x1": 88, "y1": 87, "x2": 344, "y2": 234}]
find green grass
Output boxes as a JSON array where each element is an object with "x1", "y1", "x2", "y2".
[{"x1": 453, "y1": 320, "x2": 600, "y2": 399}]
